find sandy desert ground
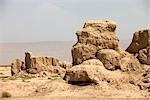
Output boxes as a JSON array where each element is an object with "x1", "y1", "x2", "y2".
[{"x1": 0, "y1": 66, "x2": 149, "y2": 99}]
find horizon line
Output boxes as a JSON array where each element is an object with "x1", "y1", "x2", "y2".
[{"x1": 0, "y1": 40, "x2": 77, "y2": 44}]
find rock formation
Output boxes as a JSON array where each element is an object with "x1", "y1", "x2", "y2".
[
  {"x1": 25, "y1": 52, "x2": 72, "y2": 77},
  {"x1": 5, "y1": 19, "x2": 150, "y2": 99},
  {"x1": 120, "y1": 55, "x2": 142, "y2": 73},
  {"x1": 64, "y1": 59, "x2": 103, "y2": 85},
  {"x1": 137, "y1": 47, "x2": 150, "y2": 65},
  {"x1": 25, "y1": 52, "x2": 61, "y2": 72},
  {"x1": 96, "y1": 49, "x2": 121, "y2": 70},
  {"x1": 11, "y1": 52, "x2": 71, "y2": 77},
  {"x1": 64, "y1": 20, "x2": 146, "y2": 85},
  {"x1": 72, "y1": 20, "x2": 119, "y2": 65},
  {"x1": 135, "y1": 68, "x2": 150, "y2": 92},
  {"x1": 11, "y1": 59, "x2": 24, "y2": 76},
  {"x1": 6, "y1": 20, "x2": 150, "y2": 98},
  {"x1": 126, "y1": 29, "x2": 150, "y2": 53},
  {"x1": 71, "y1": 20, "x2": 143, "y2": 72},
  {"x1": 64, "y1": 58, "x2": 141, "y2": 86},
  {"x1": 126, "y1": 29, "x2": 150, "y2": 65}
]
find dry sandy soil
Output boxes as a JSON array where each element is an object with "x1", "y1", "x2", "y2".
[
  {"x1": 0, "y1": 77, "x2": 149, "y2": 100},
  {"x1": 0, "y1": 66, "x2": 150, "y2": 100},
  {"x1": 0, "y1": 66, "x2": 11, "y2": 77}
]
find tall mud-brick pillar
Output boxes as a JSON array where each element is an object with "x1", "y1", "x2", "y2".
[{"x1": 25, "y1": 52, "x2": 32, "y2": 69}]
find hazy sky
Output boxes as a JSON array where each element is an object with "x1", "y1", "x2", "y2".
[{"x1": 0, "y1": 0, "x2": 149, "y2": 43}]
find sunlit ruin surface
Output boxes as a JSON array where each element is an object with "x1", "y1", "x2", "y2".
[{"x1": 0, "y1": 20, "x2": 150, "y2": 99}]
